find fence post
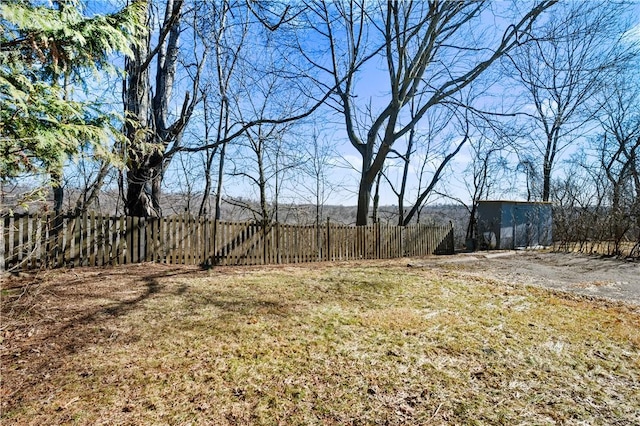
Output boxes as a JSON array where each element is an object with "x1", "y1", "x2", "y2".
[
  {"x1": 263, "y1": 222, "x2": 267, "y2": 265},
  {"x1": 275, "y1": 221, "x2": 280, "y2": 265},
  {"x1": 89, "y1": 211, "x2": 96, "y2": 266},
  {"x1": 376, "y1": 221, "x2": 381, "y2": 259},
  {"x1": 203, "y1": 215, "x2": 208, "y2": 267},
  {"x1": 326, "y1": 217, "x2": 331, "y2": 261},
  {"x1": 316, "y1": 219, "x2": 322, "y2": 262},
  {"x1": 212, "y1": 218, "x2": 218, "y2": 266}
]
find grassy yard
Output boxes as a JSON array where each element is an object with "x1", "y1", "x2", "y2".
[{"x1": 1, "y1": 260, "x2": 639, "y2": 425}]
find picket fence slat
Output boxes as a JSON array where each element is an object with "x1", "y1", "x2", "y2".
[{"x1": 0, "y1": 213, "x2": 454, "y2": 271}]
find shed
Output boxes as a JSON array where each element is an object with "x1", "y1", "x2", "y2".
[{"x1": 476, "y1": 201, "x2": 552, "y2": 250}]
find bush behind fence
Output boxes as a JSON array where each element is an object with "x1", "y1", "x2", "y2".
[{"x1": 1, "y1": 213, "x2": 454, "y2": 271}]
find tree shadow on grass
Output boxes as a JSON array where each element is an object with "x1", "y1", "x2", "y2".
[
  {"x1": 1, "y1": 264, "x2": 304, "y2": 413},
  {"x1": 0, "y1": 265, "x2": 197, "y2": 411}
]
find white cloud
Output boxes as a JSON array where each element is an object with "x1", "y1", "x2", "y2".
[{"x1": 623, "y1": 22, "x2": 640, "y2": 43}]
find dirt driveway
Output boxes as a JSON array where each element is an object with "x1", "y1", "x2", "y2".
[{"x1": 413, "y1": 250, "x2": 640, "y2": 306}]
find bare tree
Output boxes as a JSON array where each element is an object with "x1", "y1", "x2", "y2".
[
  {"x1": 227, "y1": 123, "x2": 303, "y2": 224},
  {"x1": 381, "y1": 103, "x2": 463, "y2": 226},
  {"x1": 595, "y1": 66, "x2": 640, "y2": 255},
  {"x1": 194, "y1": 90, "x2": 218, "y2": 216},
  {"x1": 549, "y1": 54, "x2": 640, "y2": 258},
  {"x1": 464, "y1": 134, "x2": 510, "y2": 244},
  {"x1": 550, "y1": 153, "x2": 605, "y2": 253},
  {"x1": 298, "y1": 0, "x2": 556, "y2": 225},
  {"x1": 148, "y1": 1, "x2": 332, "y2": 219},
  {"x1": 123, "y1": 0, "x2": 206, "y2": 217},
  {"x1": 226, "y1": 57, "x2": 304, "y2": 225},
  {"x1": 401, "y1": 107, "x2": 472, "y2": 226},
  {"x1": 300, "y1": 126, "x2": 340, "y2": 227},
  {"x1": 504, "y1": 2, "x2": 636, "y2": 201},
  {"x1": 380, "y1": 97, "x2": 452, "y2": 225},
  {"x1": 191, "y1": 0, "x2": 251, "y2": 218},
  {"x1": 516, "y1": 157, "x2": 540, "y2": 202}
]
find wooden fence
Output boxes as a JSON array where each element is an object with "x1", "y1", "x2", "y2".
[{"x1": 1, "y1": 213, "x2": 454, "y2": 271}]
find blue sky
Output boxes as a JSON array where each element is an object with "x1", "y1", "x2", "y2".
[{"x1": 63, "y1": 1, "x2": 640, "y2": 211}]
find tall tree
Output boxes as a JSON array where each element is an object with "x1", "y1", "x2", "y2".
[
  {"x1": 299, "y1": 0, "x2": 556, "y2": 225},
  {"x1": 123, "y1": 0, "x2": 205, "y2": 217},
  {"x1": 381, "y1": 101, "x2": 453, "y2": 225},
  {"x1": 0, "y1": 0, "x2": 143, "y2": 212},
  {"x1": 504, "y1": 1, "x2": 636, "y2": 201},
  {"x1": 123, "y1": 1, "x2": 326, "y2": 217},
  {"x1": 225, "y1": 59, "x2": 304, "y2": 224},
  {"x1": 464, "y1": 133, "x2": 510, "y2": 243},
  {"x1": 195, "y1": 0, "x2": 249, "y2": 219}
]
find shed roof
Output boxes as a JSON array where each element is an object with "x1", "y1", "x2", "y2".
[{"x1": 477, "y1": 200, "x2": 552, "y2": 205}]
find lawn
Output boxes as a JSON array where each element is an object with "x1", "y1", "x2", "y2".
[{"x1": 1, "y1": 259, "x2": 639, "y2": 425}]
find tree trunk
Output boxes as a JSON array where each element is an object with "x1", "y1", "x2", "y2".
[
  {"x1": 372, "y1": 172, "x2": 381, "y2": 224},
  {"x1": 356, "y1": 176, "x2": 373, "y2": 226},
  {"x1": 73, "y1": 161, "x2": 110, "y2": 215},
  {"x1": 214, "y1": 140, "x2": 227, "y2": 220},
  {"x1": 51, "y1": 171, "x2": 64, "y2": 215},
  {"x1": 123, "y1": 0, "x2": 195, "y2": 217},
  {"x1": 542, "y1": 162, "x2": 552, "y2": 202},
  {"x1": 123, "y1": 2, "x2": 155, "y2": 216}
]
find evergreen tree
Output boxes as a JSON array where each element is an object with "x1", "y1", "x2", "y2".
[{"x1": 0, "y1": 0, "x2": 144, "y2": 210}]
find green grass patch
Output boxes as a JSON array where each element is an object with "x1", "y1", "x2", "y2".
[{"x1": 1, "y1": 261, "x2": 639, "y2": 425}]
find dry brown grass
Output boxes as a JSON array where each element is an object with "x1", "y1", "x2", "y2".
[{"x1": 1, "y1": 260, "x2": 639, "y2": 425}]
